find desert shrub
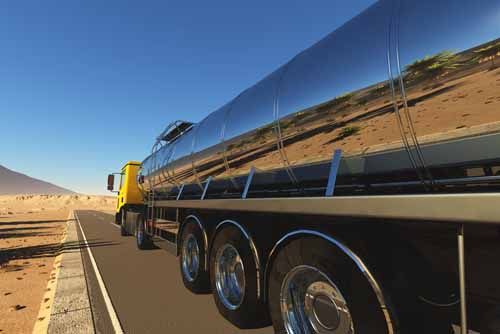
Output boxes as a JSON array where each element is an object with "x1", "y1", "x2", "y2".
[{"x1": 339, "y1": 126, "x2": 360, "y2": 138}]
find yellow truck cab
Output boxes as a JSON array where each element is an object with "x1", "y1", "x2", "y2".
[{"x1": 107, "y1": 161, "x2": 145, "y2": 227}]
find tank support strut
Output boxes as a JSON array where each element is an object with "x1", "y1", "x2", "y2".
[
  {"x1": 325, "y1": 149, "x2": 342, "y2": 197},
  {"x1": 457, "y1": 223, "x2": 468, "y2": 334},
  {"x1": 201, "y1": 176, "x2": 212, "y2": 200},
  {"x1": 176, "y1": 184, "x2": 185, "y2": 200},
  {"x1": 242, "y1": 167, "x2": 256, "y2": 199}
]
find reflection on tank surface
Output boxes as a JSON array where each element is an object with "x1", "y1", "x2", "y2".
[
  {"x1": 222, "y1": 124, "x2": 283, "y2": 182},
  {"x1": 401, "y1": 40, "x2": 500, "y2": 148},
  {"x1": 276, "y1": 0, "x2": 418, "y2": 187},
  {"x1": 143, "y1": 142, "x2": 176, "y2": 189},
  {"x1": 139, "y1": 0, "x2": 500, "y2": 197},
  {"x1": 191, "y1": 105, "x2": 230, "y2": 184},
  {"x1": 167, "y1": 128, "x2": 197, "y2": 186},
  {"x1": 219, "y1": 69, "x2": 284, "y2": 186},
  {"x1": 277, "y1": 80, "x2": 399, "y2": 165},
  {"x1": 397, "y1": 0, "x2": 500, "y2": 184}
]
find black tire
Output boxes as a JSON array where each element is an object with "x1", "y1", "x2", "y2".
[
  {"x1": 115, "y1": 211, "x2": 121, "y2": 225},
  {"x1": 387, "y1": 270, "x2": 456, "y2": 334},
  {"x1": 120, "y1": 209, "x2": 128, "y2": 236},
  {"x1": 135, "y1": 214, "x2": 152, "y2": 249},
  {"x1": 268, "y1": 236, "x2": 396, "y2": 334},
  {"x1": 179, "y1": 221, "x2": 210, "y2": 294},
  {"x1": 481, "y1": 306, "x2": 500, "y2": 334},
  {"x1": 209, "y1": 225, "x2": 270, "y2": 329},
  {"x1": 379, "y1": 241, "x2": 456, "y2": 334}
]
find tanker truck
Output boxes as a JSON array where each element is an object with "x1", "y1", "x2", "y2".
[{"x1": 106, "y1": 0, "x2": 500, "y2": 333}]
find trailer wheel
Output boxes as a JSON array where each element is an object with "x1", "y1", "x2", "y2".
[
  {"x1": 210, "y1": 225, "x2": 270, "y2": 329},
  {"x1": 120, "y1": 209, "x2": 129, "y2": 236},
  {"x1": 481, "y1": 306, "x2": 500, "y2": 334},
  {"x1": 384, "y1": 250, "x2": 456, "y2": 334},
  {"x1": 135, "y1": 214, "x2": 152, "y2": 249},
  {"x1": 268, "y1": 236, "x2": 396, "y2": 334},
  {"x1": 179, "y1": 221, "x2": 210, "y2": 293}
]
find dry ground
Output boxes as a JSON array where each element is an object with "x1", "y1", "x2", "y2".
[{"x1": 0, "y1": 195, "x2": 115, "y2": 334}]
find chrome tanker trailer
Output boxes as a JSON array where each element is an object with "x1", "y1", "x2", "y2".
[{"x1": 107, "y1": 0, "x2": 500, "y2": 333}]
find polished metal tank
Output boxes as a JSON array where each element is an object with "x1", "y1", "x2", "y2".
[{"x1": 140, "y1": 0, "x2": 500, "y2": 198}]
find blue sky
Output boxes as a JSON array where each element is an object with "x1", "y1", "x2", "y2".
[{"x1": 0, "y1": 1, "x2": 375, "y2": 195}]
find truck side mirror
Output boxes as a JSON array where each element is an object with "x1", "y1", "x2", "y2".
[{"x1": 107, "y1": 174, "x2": 115, "y2": 191}]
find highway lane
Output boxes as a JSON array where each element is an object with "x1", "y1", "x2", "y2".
[{"x1": 74, "y1": 210, "x2": 274, "y2": 334}]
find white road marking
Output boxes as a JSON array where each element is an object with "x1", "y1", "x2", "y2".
[{"x1": 75, "y1": 212, "x2": 124, "y2": 334}]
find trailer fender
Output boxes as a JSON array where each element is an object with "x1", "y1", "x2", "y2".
[{"x1": 264, "y1": 229, "x2": 395, "y2": 331}]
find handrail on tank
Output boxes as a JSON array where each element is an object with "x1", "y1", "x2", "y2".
[
  {"x1": 156, "y1": 120, "x2": 194, "y2": 145},
  {"x1": 151, "y1": 120, "x2": 194, "y2": 157},
  {"x1": 147, "y1": 120, "x2": 194, "y2": 181}
]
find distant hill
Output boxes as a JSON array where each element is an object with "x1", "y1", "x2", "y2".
[{"x1": 0, "y1": 165, "x2": 74, "y2": 195}]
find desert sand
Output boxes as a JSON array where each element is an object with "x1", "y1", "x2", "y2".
[{"x1": 0, "y1": 195, "x2": 116, "y2": 334}]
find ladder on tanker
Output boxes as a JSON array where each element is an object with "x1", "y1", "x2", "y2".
[
  {"x1": 146, "y1": 120, "x2": 194, "y2": 235},
  {"x1": 147, "y1": 189, "x2": 155, "y2": 234}
]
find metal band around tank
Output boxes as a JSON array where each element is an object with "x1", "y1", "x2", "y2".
[
  {"x1": 214, "y1": 220, "x2": 262, "y2": 300},
  {"x1": 386, "y1": 6, "x2": 423, "y2": 183},
  {"x1": 220, "y1": 100, "x2": 242, "y2": 190},
  {"x1": 164, "y1": 144, "x2": 181, "y2": 187},
  {"x1": 273, "y1": 60, "x2": 300, "y2": 188},
  {"x1": 392, "y1": 1, "x2": 432, "y2": 184},
  {"x1": 265, "y1": 229, "x2": 395, "y2": 334},
  {"x1": 190, "y1": 124, "x2": 204, "y2": 189}
]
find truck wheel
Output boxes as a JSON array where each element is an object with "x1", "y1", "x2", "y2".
[
  {"x1": 115, "y1": 210, "x2": 121, "y2": 225},
  {"x1": 135, "y1": 214, "x2": 152, "y2": 249},
  {"x1": 179, "y1": 221, "x2": 210, "y2": 293},
  {"x1": 209, "y1": 225, "x2": 270, "y2": 329},
  {"x1": 481, "y1": 306, "x2": 500, "y2": 334},
  {"x1": 268, "y1": 236, "x2": 396, "y2": 334},
  {"x1": 385, "y1": 253, "x2": 456, "y2": 334},
  {"x1": 120, "y1": 209, "x2": 129, "y2": 236}
]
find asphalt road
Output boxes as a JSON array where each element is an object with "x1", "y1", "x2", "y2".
[{"x1": 74, "y1": 210, "x2": 274, "y2": 334}]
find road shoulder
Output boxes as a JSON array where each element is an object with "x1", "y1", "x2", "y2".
[{"x1": 33, "y1": 211, "x2": 94, "y2": 334}]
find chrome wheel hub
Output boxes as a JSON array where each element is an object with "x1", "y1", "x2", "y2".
[
  {"x1": 181, "y1": 234, "x2": 200, "y2": 282},
  {"x1": 215, "y1": 244, "x2": 245, "y2": 310},
  {"x1": 281, "y1": 265, "x2": 354, "y2": 334}
]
